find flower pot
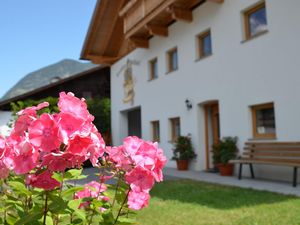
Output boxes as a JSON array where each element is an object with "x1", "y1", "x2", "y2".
[
  {"x1": 176, "y1": 160, "x2": 189, "y2": 170},
  {"x1": 219, "y1": 163, "x2": 234, "y2": 176}
]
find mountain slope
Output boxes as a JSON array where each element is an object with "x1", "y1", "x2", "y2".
[{"x1": 2, "y1": 59, "x2": 97, "y2": 100}]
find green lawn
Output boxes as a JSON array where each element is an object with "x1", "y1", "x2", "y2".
[{"x1": 136, "y1": 180, "x2": 300, "y2": 225}]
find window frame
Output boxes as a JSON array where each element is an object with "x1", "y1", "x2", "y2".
[
  {"x1": 151, "y1": 120, "x2": 160, "y2": 142},
  {"x1": 166, "y1": 47, "x2": 178, "y2": 73},
  {"x1": 170, "y1": 117, "x2": 180, "y2": 142},
  {"x1": 197, "y1": 29, "x2": 212, "y2": 59},
  {"x1": 243, "y1": 1, "x2": 267, "y2": 40},
  {"x1": 149, "y1": 57, "x2": 158, "y2": 81},
  {"x1": 251, "y1": 102, "x2": 276, "y2": 139}
]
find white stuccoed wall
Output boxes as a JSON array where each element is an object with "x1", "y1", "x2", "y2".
[
  {"x1": 110, "y1": 0, "x2": 300, "y2": 181},
  {"x1": 0, "y1": 111, "x2": 12, "y2": 136}
]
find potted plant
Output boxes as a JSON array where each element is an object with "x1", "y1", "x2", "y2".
[
  {"x1": 172, "y1": 135, "x2": 197, "y2": 170},
  {"x1": 215, "y1": 136, "x2": 238, "y2": 176}
]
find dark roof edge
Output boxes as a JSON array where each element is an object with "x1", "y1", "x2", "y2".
[{"x1": 0, "y1": 65, "x2": 109, "y2": 109}]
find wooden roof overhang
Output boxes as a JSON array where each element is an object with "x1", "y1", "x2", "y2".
[{"x1": 81, "y1": 0, "x2": 224, "y2": 65}]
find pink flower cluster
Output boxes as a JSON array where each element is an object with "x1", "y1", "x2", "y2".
[
  {"x1": 0, "y1": 92, "x2": 105, "y2": 189},
  {"x1": 107, "y1": 136, "x2": 167, "y2": 210},
  {"x1": 75, "y1": 181, "x2": 109, "y2": 210},
  {"x1": 0, "y1": 91, "x2": 167, "y2": 211}
]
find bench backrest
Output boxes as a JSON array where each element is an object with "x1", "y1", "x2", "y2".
[{"x1": 242, "y1": 142, "x2": 300, "y2": 163}]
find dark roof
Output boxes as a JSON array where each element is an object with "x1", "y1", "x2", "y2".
[
  {"x1": 2, "y1": 59, "x2": 97, "y2": 101},
  {"x1": 0, "y1": 65, "x2": 108, "y2": 109}
]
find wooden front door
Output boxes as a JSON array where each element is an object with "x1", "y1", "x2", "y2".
[
  {"x1": 127, "y1": 108, "x2": 142, "y2": 138},
  {"x1": 204, "y1": 102, "x2": 220, "y2": 170},
  {"x1": 211, "y1": 104, "x2": 220, "y2": 144}
]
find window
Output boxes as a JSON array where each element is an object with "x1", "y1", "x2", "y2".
[
  {"x1": 251, "y1": 103, "x2": 276, "y2": 138},
  {"x1": 149, "y1": 58, "x2": 158, "y2": 80},
  {"x1": 167, "y1": 47, "x2": 178, "y2": 73},
  {"x1": 151, "y1": 121, "x2": 160, "y2": 142},
  {"x1": 244, "y1": 1, "x2": 267, "y2": 40},
  {"x1": 170, "y1": 117, "x2": 180, "y2": 142},
  {"x1": 197, "y1": 30, "x2": 212, "y2": 59}
]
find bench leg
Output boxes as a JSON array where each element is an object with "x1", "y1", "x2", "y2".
[
  {"x1": 238, "y1": 163, "x2": 243, "y2": 180},
  {"x1": 293, "y1": 167, "x2": 298, "y2": 187},
  {"x1": 249, "y1": 164, "x2": 255, "y2": 179}
]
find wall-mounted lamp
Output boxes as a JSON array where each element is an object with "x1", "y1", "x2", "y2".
[{"x1": 185, "y1": 99, "x2": 193, "y2": 110}]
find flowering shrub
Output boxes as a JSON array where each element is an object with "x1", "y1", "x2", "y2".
[{"x1": 0, "y1": 92, "x2": 167, "y2": 225}]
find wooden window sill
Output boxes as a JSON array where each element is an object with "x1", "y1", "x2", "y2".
[
  {"x1": 195, "y1": 54, "x2": 213, "y2": 62},
  {"x1": 166, "y1": 68, "x2": 178, "y2": 75},
  {"x1": 248, "y1": 137, "x2": 277, "y2": 141},
  {"x1": 241, "y1": 30, "x2": 269, "y2": 44},
  {"x1": 148, "y1": 77, "x2": 158, "y2": 82}
]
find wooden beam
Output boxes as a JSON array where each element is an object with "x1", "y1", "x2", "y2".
[
  {"x1": 88, "y1": 55, "x2": 120, "y2": 65},
  {"x1": 125, "y1": 0, "x2": 177, "y2": 39},
  {"x1": 129, "y1": 37, "x2": 149, "y2": 48},
  {"x1": 167, "y1": 7, "x2": 193, "y2": 23},
  {"x1": 119, "y1": 0, "x2": 139, "y2": 17},
  {"x1": 145, "y1": 24, "x2": 168, "y2": 37},
  {"x1": 207, "y1": 0, "x2": 224, "y2": 3}
]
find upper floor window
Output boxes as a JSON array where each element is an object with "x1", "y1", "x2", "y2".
[
  {"x1": 244, "y1": 1, "x2": 267, "y2": 40},
  {"x1": 167, "y1": 47, "x2": 178, "y2": 73},
  {"x1": 170, "y1": 117, "x2": 180, "y2": 142},
  {"x1": 197, "y1": 30, "x2": 212, "y2": 59},
  {"x1": 251, "y1": 102, "x2": 276, "y2": 139},
  {"x1": 151, "y1": 120, "x2": 160, "y2": 142},
  {"x1": 149, "y1": 58, "x2": 158, "y2": 80}
]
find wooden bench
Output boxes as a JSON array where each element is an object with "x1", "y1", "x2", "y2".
[{"x1": 229, "y1": 142, "x2": 300, "y2": 187}]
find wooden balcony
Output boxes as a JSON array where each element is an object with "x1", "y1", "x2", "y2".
[
  {"x1": 81, "y1": 0, "x2": 224, "y2": 65},
  {"x1": 119, "y1": 0, "x2": 224, "y2": 47}
]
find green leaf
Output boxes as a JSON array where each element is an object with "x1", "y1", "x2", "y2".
[
  {"x1": 48, "y1": 195, "x2": 68, "y2": 213},
  {"x1": 101, "y1": 211, "x2": 115, "y2": 225},
  {"x1": 14, "y1": 211, "x2": 43, "y2": 225},
  {"x1": 61, "y1": 186, "x2": 84, "y2": 198},
  {"x1": 68, "y1": 199, "x2": 86, "y2": 222},
  {"x1": 52, "y1": 172, "x2": 63, "y2": 182},
  {"x1": 45, "y1": 216, "x2": 54, "y2": 225},
  {"x1": 116, "y1": 217, "x2": 136, "y2": 225},
  {"x1": 7, "y1": 181, "x2": 31, "y2": 196},
  {"x1": 64, "y1": 169, "x2": 83, "y2": 180}
]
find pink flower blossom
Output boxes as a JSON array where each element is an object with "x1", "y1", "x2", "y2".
[
  {"x1": 106, "y1": 146, "x2": 132, "y2": 170},
  {"x1": 127, "y1": 190, "x2": 150, "y2": 210},
  {"x1": 0, "y1": 136, "x2": 6, "y2": 159},
  {"x1": 123, "y1": 136, "x2": 143, "y2": 156},
  {"x1": 65, "y1": 135, "x2": 92, "y2": 157},
  {"x1": 0, "y1": 160, "x2": 9, "y2": 179},
  {"x1": 62, "y1": 152, "x2": 86, "y2": 168},
  {"x1": 10, "y1": 139, "x2": 39, "y2": 174},
  {"x1": 58, "y1": 92, "x2": 94, "y2": 121},
  {"x1": 13, "y1": 115, "x2": 35, "y2": 136},
  {"x1": 42, "y1": 152, "x2": 72, "y2": 171},
  {"x1": 75, "y1": 181, "x2": 107, "y2": 208},
  {"x1": 28, "y1": 113, "x2": 61, "y2": 152},
  {"x1": 125, "y1": 166, "x2": 155, "y2": 193},
  {"x1": 17, "y1": 102, "x2": 49, "y2": 116},
  {"x1": 87, "y1": 129, "x2": 106, "y2": 166},
  {"x1": 55, "y1": 112, "x2": 86, "y2": 144},
  {"x1": 28, "y1": 170, "x2": 61, "y2": 190}
]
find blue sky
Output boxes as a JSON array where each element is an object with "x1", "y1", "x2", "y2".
[{"x1": 0, "y1": 0, "x2": 97, "y2": 98}]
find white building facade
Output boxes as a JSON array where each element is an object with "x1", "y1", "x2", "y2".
[{"x1": 82, "y1": 0, "x2": 300, "y2": 182}]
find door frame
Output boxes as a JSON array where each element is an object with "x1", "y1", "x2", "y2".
[{"x1": 203, "y1": 101, "x2": 220, "y2": 170}]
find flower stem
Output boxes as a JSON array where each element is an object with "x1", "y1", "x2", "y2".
[
  {"x1": 112, "y1": 172, "x2": 121, "y2": 208},
  {"x1": 113, "y1": 190, "x2": 129, "y2": 225},
  {"x1": 42, "y1": 193, "x2": 48, "y2": 225}
]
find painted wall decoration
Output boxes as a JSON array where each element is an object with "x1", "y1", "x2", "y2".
[{"x1": 117, "y1": 59, "x2": 140, "y2": 105}]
